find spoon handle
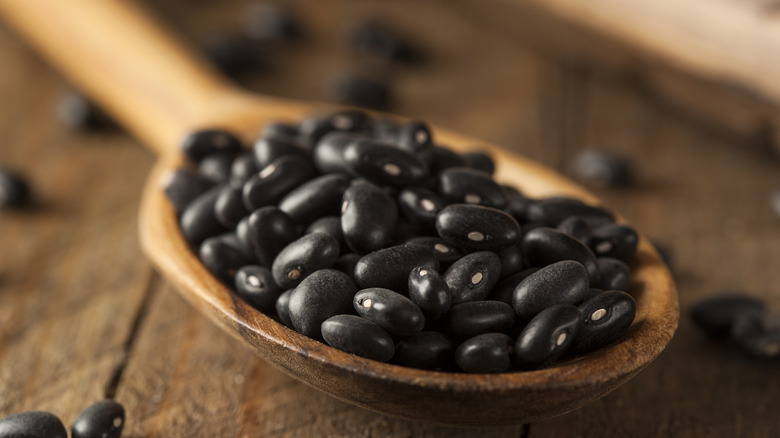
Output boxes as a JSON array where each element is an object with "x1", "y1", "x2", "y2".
[{"x1": 0, "y1": 0, "x2": 247, "y2": 155}]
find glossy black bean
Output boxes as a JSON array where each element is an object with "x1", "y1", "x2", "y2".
[
  {"x1": 214, "y1": 185, "x2": 249, "y2": 229},
  {"x1": 515, "y1": 304, "x2": 581, "y2": 368},
  {"x1": 571, "y1": 150, "x2": 632, "y2": 188},
  {"x1": 230, "y1": 151, "x2": 260, "y2": 185},
  {"x1": 279, "y1": 174, "x2": 350, "y2": 225},
  {"x1": 426, "y1": 145, "x2": 466, "y2": 175},
  {"x1": 526, "y1": 197, "x2": 615, "y2": 228},
  {"x1": 253, "y1": 135, "x2": 309, "y2": 169},
  {"x1": 330, "y1": 110, "x2": 373, "y2": 133},
  {"x1": 180, "y1": 185, "x2": 229, "y2": 245},
  {"x1": 329, "y1": 73, "x2": 392, "y2": 110},
  {"x1": 312, "y1": 132, "x2": 364, "y2": 175},
  {"x1": 244, "y1": 206, "x2": 299, "y2": 267},
  {"x1": 181, "y1": 129, "x2": 242, "y2": 163},
  {"x1": 234, "y1": 217, "x2": 258, "y2": 261},
  {"x1": 216, "y1": 231, "x2": 256, "y2": 263},
  {"x1": 454, "y1": 333, "x2": 514, "y2": 373},
  {"x1": 164, "y1": 169, "x2": 215, "y2": 216},
  {"x1": 597, "y1": 257, "x2": 631, "y2": 292},
  {"x1": 690, "y1": 294, "x2": 766, "y2": 338},
  {"x1": 200, "y1": 236, "x2": 249, "y2": 284},
  {"x1": 198, "y1": 151, "x2": 236, "y2": 184},
  {"x1": 333, "y1": 253, "x2": 362, "y2": 275},
  {"x1": 512, "y1": 260, "x2": 589, "y2": 322},
  {"x1": 288, "y1": 269, "x2": 357, "y2": 339},
  {"x1": 298, "y1": 116, "x2": 336, "y2": 149},
  {"x1": 321, "y1": 315, "x2": 395, "y2": 361},
  {"x1": 498, "y1": 244, "x2": 524, "y2": 279},
  {"x1": 487, "y1": 267, "x2": 539, "y2": 306},
  {"x1": 731, "y1": 311, "x2": 780, "y2": 358},
  {"x1": 461, "y1": 151, "x2": 495, "y2": 175},
  {"x1": 0, "y1": 411, "x2": 67, "y2": 438},
  {"x1": 444, "y1": 251, "x2": 502, "y2": 305},
  {"x1": 397, "y1": 187, "x2": 446, "y2": 231},
  {"x1": 572, "y1": 290, "x2": 636, "y2": 354},
  {"x1": 396, "y1": 121, "x2": 433, "y2": 155},
  {"x1": 242, "y1": 155, "x2": 316, "y2": 210},
  {"x1": 394, "y1": 331, "x2": 456, "y2": 370},
  {"x1": 408, "y1": 266, "x2": 451, "y2": 321},
  {"x1": 57, "y1": 89, "x2": 115, "y2": 130},
  {"x1": 589, "y1": 223, "x2": 639, "y2": 262},
  {"x1": 504, "y1": 193, "x2": 535, "y2": 224},
  {"x1": 405, "y1": 236, "x2": 463, "y2": 269},
  {"x1": 435, "y1": 204, "x2": 521, "y2": 252},
  {"x1": 262, "y1": 122, "x2": 298, "y2": 138},
  {"x1": 521, "y1": 227, "x2": 600, "y2": 286},
  {"x1": 235, "y1": 265, "x2": 282, "y2": 313},
  {"x1": 272, "y1": 232, "x2": 340, "y2": 289},
  {"x1": 578, "y1": 287, "x2": 605, "y2": 305},
  {"x1": 0, "y1": 169, "x2": 30, "y2": 208},
  {"x1": 341, "y1": 179, "x2": 398, "y2": 254},
  {"x1": 275, "y1": 289, "x2": 294, "y2": 328},
  {"x1": 71, "y1": 399, "x2": 125, "y2": 438},
  {"x1": 556, "y1": 215, "x2": 594, "y2": 244},
  {"x1": 305, "y1": 216, "x2": 347, "y2": 253},
  {"x1": 344, "y1": 139, "x2": 428, "y2": 187},
  {"x1": 354, "y1": 288, "x2": 425, "y2": 336},
  {"x1": 354, "y1": 244, "x2": 438, "y2": 292},
  {"x1": 242, "y1": 2, "x2": 300, "y2": 43},
  {"x1": 438, "y1": 167, "x2": 507, "y2": 209},
  {"x1": 443, "y1": 301, "x2": 516, "y2": 340}
]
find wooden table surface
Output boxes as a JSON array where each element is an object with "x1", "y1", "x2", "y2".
[{"x1": 1, "y1": 1, "x2": 779, "y2": 436}]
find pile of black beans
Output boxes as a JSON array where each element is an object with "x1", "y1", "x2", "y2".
[
  {"x1": 167, "y1": 109, "x2": 639, "y2": 373},
  {"x1": 0, "y1": 400, "x2": 125, "y2": 438}
]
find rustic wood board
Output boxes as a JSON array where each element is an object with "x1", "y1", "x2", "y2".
[{"x1": 1, "y1": 0, "x2": 779, "y2": 436}]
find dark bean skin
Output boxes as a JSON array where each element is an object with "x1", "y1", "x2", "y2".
[
  {"x1": 597, "y1": 257, "x2": 631, "y2": 292},
  {"x1": 435, "y1": 204, "x2": 521, "y2": 252},
  {"x1": 487, "y1": 267, "x2": 539, "y2": 306},
  {"x1": 163, "y1": 169, "x2": 215, "y2": 216},
  {"x1": 461, "y1": 151, "x2": 495, "y2": 175},
  {"x1": 515, "y1": 304, "x2": 581, "y2": 368},
  {"x1": 521, "y1": 227, "x2": 601, "y2": 286},
  {"x1": 444, "y1": 251, "x2": 502, "y2": 305},
  {"x1": 690, "y1": 294, "x2": 766, "y2": 338},
  {"x1": 498, "y1": 244, "x2": 524, "y2": 279},
  {"x1": 408, "y1": 266, "x2": 451, "y2": 320},
  {"x1": 426, "y1": 145, "x2": 466, "y2": 175},
  {"x1": 329, "y1": 110, "x2": 373, "y2": 133},
  {"x1": 341, "y1": 179, "x2": 398, "y2": 254},
  {"x1": 245, "y1": 206, "x2": 299, "y2": 267},
  {"x1": 242, "y1": 155, "x2": 316, "y2": 211},
  {"x1": 333, "y1": 253, "x2": 361, "y2": 275},
  {"x1": 312, "y1": 132, "x2": 364, "y2": 175},
  {"x1": 198, "y1": 151, "x2": 236, "y2": 184},
  {"x1": 200, "y1": 236, "x2": 249, "y2": 284},
  {"x1": 298, "y1": 116, "x2": 337, "y2": 149},
  {"x1": 556, "y1": 215, "x2": 594, "y2": 244},
  {"x1": 438, "y1": 167, "x2": 507, "y2": 209},
  {"x1": 455, "y1": 333, "x2": 514, "y2": 373},
  {"x1": 215, "y1": 231, "x2": 256, "y2": 263},
  {"x1": 0, "y1": 170, "x2": 30, "y2": 208},
  {"x1": 443, "y1": 301, "x2": 516, "y2": 340},
  {"x1": 261, "y1": 122, "x2": 298, "y2": 138},
  {"x1": 354, "y1": 244, "x2": 438, "y2": 292},
  {"x1": 235, "y1": 265, "x2": 282, "y2": 313},
  {"x1": 354, "y1": 288, "x2": 425, "y2": 336},
  {"x1": 0, "y1": 411, "x2": 68, "y2": 438},
  {"x1": 405, "y1": 236, "x2": 463, "y2": 269},
  {"x1": 571, "y1": 290, "x2": 636, "y2": 355},
  {"x1": 275, "y1": 289, "x2": 294, "y2": 328},
  {"x1": 589, "y1": 223, "x2": 639, "y2": 262},
  {"x1": 305, "y1": 216, "x2": 347, "y2": 253},
  {"x1": 396, "y1": 121, "x2": 433, "y2": 156},
  {"x1": 253, "y1": 135, "x2": 309, "y2": 168},
  {"x1": 372, "y1": 118, "x2": 400, "y2": 142},
  {"x1": 526, "y1": 197, "x2": 615, "y2": 228},
  {"x1": 571, "y1": 150, "x2": 632, "y2": 188},
  {"x1": 344, "y1": 139, "x2": 429, "y2": 187},
  {"x1": 731, "y1": 311, "x2": 780, "y2": 358},
  {"x1": 272, "y1": 232, "x2": 340, "y2": 289},
  {"x1": 394, "y1": 331, "x2": 457, "y2": 370},
  {"x1": 180, "y1": 185, "x2": 228, "y2": 245},
  {"x1": 279, "y1": 174, "x2": 350, "y2": 225},
  {"x1": 71, "y1": 399, "x2": 125, "y2": 438},
  {"x1": 214, "y1": 185, "x2": 249, "y2": 229},
  {"x1": 321, "y1": 315, "x2": 395, "y2": 361},
  {"x1": 578, "y1": 287, "x2": 605, "y2": 305},
  {"x1": 234, "y1": 217, "x2": 257, "y2": 261},
  {"x1": 230, "y1": 151, "x2": 260, "y2": 185},
  {"x1": 289, "y1": 269, "x2": 357, "y2": 339},
  {"x1": 181, "y1": 129, "x2": 242, "y2": 163},
  {"x1": 397, "y1": 187, "x2": 446, "y2": 231},
  {"x1": 512, "y1": 260, "x2": 590, "y2": 322},
  {"x1": 504, "y1": 193, "x2": 535, "y2": 224}
]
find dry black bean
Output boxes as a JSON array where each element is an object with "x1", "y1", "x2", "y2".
[
  {"x1": 454, "y1": 333, "x2": 514, "y2": 373},
  {"x1": 461, "y1": 151, "x2": 495, "y2": 175},
  {"x1": 180, "y1": 185, "x2": 229, "y2": 245},
  {"x1": 0, "y1": 169, "x2": 30, "y2": 208},
  {"x1": 396, "y1": 121, "x2": 433, "y2": 156},
  {"x1": 275, "y1": 289, "x2": 294, "y2": 328},
  {"x1": 244, "y1": 206, "x2": 299, "y2": 267},
  {"x1": 438, "y1": 167, "x2": 507, "y2": 209},
  {"x1": 408, "y1": 266, "x2": 451, "y2": 321},
  {"x1": 305, "y1": 216, "x2": 347, "y2": 253},
  {"x1": 253, "y1": 135, "x2": 309, "y2": 169},
  {"x1": 521, "y1": 227, "x2": 600, "y2": 286},
  {"x1": 397, "y1": 187, "x2": 446, "y2": 232},
  {"x1": 515, "y1": 304, "x2": 581, "y2": 368},
  {"x1": 512, "y1": 260, "x2": 589, "y2": 322},
  {"x1": 216, "y1": 231, "x2": 255, "y2": 263},
  {"x1": 691, "y1": 294, "x2": 766, "y2": 338},
  {"x1": 181, "y1": 129, "x2": 242, "y2": 163},
  {"x1": 578, "y1": 287, "x2": 606, "y2": 305},
  {"x1": 235, "y1": 265, "x2": 282, "y2": 313},
  {"x1": 572, "y1": 290, "x2": 635, "y2": 355},
  {"x1": 297, "y1": 116, "x2": 335, "y2": 149},
  {"x1": 436, "y1": 204, "x2": 521, "y2": 252},
  {"x1": 321, "y1": 314, "x2": 395, "y2": 361},
  {"x1": 444, "y1": 251, "x2": 501, "y2": 305},
  {"x1": 526, "y1": 197, "x2": 615, "y2": 228},
  {"x1": 214, "y1": 185, "x2": 249, "y2": 229},
  {"x1": 163, "y1": 169, "x2": 215, "y2": 216},
  {"x1": 443, "y1": 301, "x2": 515, "y2": 340},
  {"x1": 597, "y1": 257, "x2": 631, "y2": 292},
  {"x1": 71, "y1": 400, "x2": 125, "y2": 438},
  {"x1": 230, "y1": 151, "x2": 260, "y2": 185},
  {"x1": 333, "y1": 253, "x2": 362, "y2": 275},
  {"x1": 571, "y1": 150, "x2": 632, "y2": 188},
  {"x1": 354, "y1": 244, "x2": 438, "y2": 292},
  {"x1": 200, "y1": 236, "x2": 249, "y2": 284},
  {"x1": 0, "y1": 411, "x2": 67, "y2": 438},
  {"x1": 198, "y1": 151, "x2": 236, "y2": 184},
  {"x1": 588, "y1": 223, "x2": 639, "y2": 262},
  {"x1": 497, "y1": 244, "x2": 524, "y2": 279},
  {"x1": 405, "y1": 236, "x2": 463, "y2": 269},
  {"x1": 271, "y1": 232, "x2": 340, "y2": 289},
  {"x1": 731, "y1": 311, "x2": 780, "y2": 358},
  {"x1": 288, "y1": 269, "x2": 357, "y2": 339},
  {"x1": 556, "y1": 215, "x2": 594, "y2": 244},
  {"x1": 242, "y1": 155, "x2": 316, "y2": 210},
  {"x1": 394, "y1": 331, "x2": 456, "y2": 370},
  {"x1": 487, "y1": 267, "x2": 539, "y2": 306},
  {"x1": 279, "y1": 174, "x2": 350, "y2": 225},
  {"x1": 341, "y1": 179, "x2": 398, "y2": 254},
  {"x1": 354, "y1": 288, "x2": 424, "y2": 336},
  {"x1": 312, "y1": 132, "x2": 364, "y2": 175},
  {"x1": 344, "y1": 139, "x2": 429, "y2": 187},
  {"x1": 425, "y1": 145, "x2": 466, "y2": 175}
]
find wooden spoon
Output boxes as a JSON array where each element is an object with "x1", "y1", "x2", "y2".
[{"x1": 0, "y1": 0, "x2": 678, "y2": 425}]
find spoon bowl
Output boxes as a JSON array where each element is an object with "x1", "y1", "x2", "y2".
[{"x1": 0, "y1": 0, "x2": 678, "y2": 425}]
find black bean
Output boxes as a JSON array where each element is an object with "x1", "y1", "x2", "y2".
[
  {"x1": 261, "y1": 122, "x2": 298, "y2": 138},
  {"x1": 556, "y1": 215, "x2": 594, "y2": 244},
  {"x1": 329, "y1": 110, "x2": 373, "y2": 133},
  {"x1": 275, "y1": 289, "x2": 294, "y2": 328},
  {"x1": 214, "y1": 185, "x2": 249, "y2": 229},
  {"x1": 200, "y1": 236, "x2": 249, "y2": 284},
  {"x1": 0, "y1": 411, "x2": 67, "y2": 438},
  {"x1": 578, "y1": 287, "x2": 606, "y2": 305},
  {"x1": 305, "y1": 216, "x2": 347, "y2": 253},
  {"x1": 436, "y1": 204, "x2": 521, "y2": 252},
  {"x1": 242, "y1": 155, "x2": 316, "y2": 210},
  {"x1": 234, "y1": 218, "x2": 258, "y2": 261},
  {"x1": 731, "y1": 311, "x2": 780, "y2": 358},
  {"x1": 180, "y1": 185, "x2": 229, "y2": 245},
  {"x1": 572, "y1": 290, "x2": 635, "y2": 354},
  {"x1": 329, "y1": 73, "x2": 392, "y2": 110},
  {"x1": 394, "y1": 331, "x2": 456, "y2": 370},
  {"x1": 408, "y1": 266, "x2": 451, "y2": 321},
  {"x1": 272, "y1": 232, "x2": 340, "y2": 289},
  {"x1": 371, "y1": 118, "x2": 400, "y2": 142},
  {"x1": 425, "y1": 145, "x2": 466, "y2": 175},
  {"x1": 521, "y1": 227, "x2": 600, "y2": 286},
  {"x1": 396, "y1": 121, "x2": 433, "y2": 156},
  {"x1": 253, "y1": 135, "x2": 309, "y2": 169},
  {"x1": 344, "y1": 139, "x2": 429, "y2": 187},
  {"x1": 504, "y1": 193, "x2": 535, "y2": 224},
  {"x1": 354, "y1": 244, "x2": 438, "y2": 292},
  {"x1": 487, "y1": 267, "x2": 539, "y2": 306},
  {"x1": 57, "y1": 89, "x2": 115, "y2": 131},
  {"x1": 341, "y1": 179, "x2": 398, "y2": 254},
  {"x1": 354, "y1": 288, "x2": 424, "y2": 336},
  {"x1": 571, "y1": 150, "x2": 632, "y2": 188},
  {"x1": 461, "y1": 151, "x2": 495, "y2": 175},
  {"x1": 515, "y1": 304, "x2": 581, "y2": 368},
  {"x1": 0, "y1": 169, "x2": 31, "y2": 208},
  {"x1": 321, "y1": 314, "x2": 395, "y2": 361},
  {"x1": 235, "y1": 265, "x2": 282, "y2": 313},
  {"x1": 438, "y1": 167, "x2": 507, "y2": 209},
  {"x1": 71, "y1": 399, "x2": 125, "y2": 438},
  {"x1": 455, "y1": 333, "x2": 514, "y2": 373},
  {"x1": 242, "y1": 2, "x2": 300, "y2": 44},
  {"x1": 526, "y1": 197, "x2": 614, "y2": 228},
  {"x1": 279, "y1": 174, "x2": 350, "y2": 225},
  {"x1": 312, "y1": 132, "x2": 365, "y2": 175},
  {"x1": 444, "y1": 251, "x2": 502, "y2": 305},
  {"x1": 181, "y1": 129, "x2": 242, "y2": 163},
  {"x1": 589, "y1": 223, "x2": 639, "y2": 262},
  {"x1": 346, "y1": 19, "x2": 422, "y2": 64},
  {"x1": 298, "y1": 116, "x2": 336, "y2": 149},
  {"x1": 198, "y1": 151, "x2": 237, "y2": 184},
  {"x1": 397, "y1": 187, "x2": 446, "y2": 231},
  {"x1": 215, "y1": 231, "x2": 256, "y2": 263},
  {"x1": 497, "y1": 244, "x2": 524, "y2": 279},
  {"x1": 690, "y1": 294, "x2": 766, "y2": 338},
  {"x1": 230, "y1": 151, "x2": 260, "y2": 185},
  {"x1": 597, "y1": 257, "x2": 631, "y2": 292},
  {"x1": 244, "y1": 206, "x2": 299, "y2": 267},
  {"x1": 512, "y1": 260, "x2": 589, "y2": 322},
  {"x1": 164, "y1": 169, "x2": 215, "y2": 216},
  {"x1": 333, "y1": 253, "x2": 361, "y2": 276},
  {"x1": 443, "y1": 301, "x2": 516, "y2": 340},
  {"x1": 405, "y1": 236, "x2": 463, "y2": 269},
  {"x1": 288, "y1": 269, "x2": 357, "y2": 339}
]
